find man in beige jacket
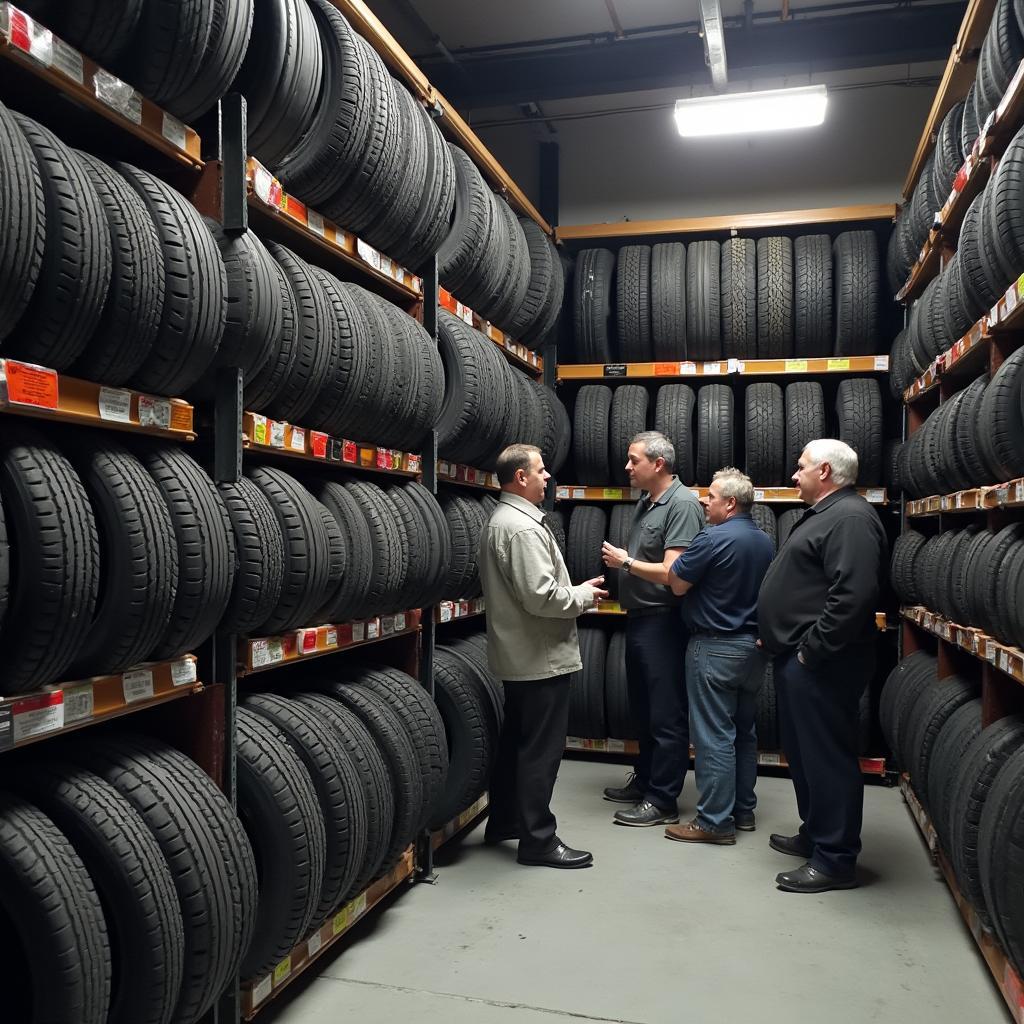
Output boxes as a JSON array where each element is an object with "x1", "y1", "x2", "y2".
[{"x1": 479, "y1": 443, "x2": 607, "y2": 868}]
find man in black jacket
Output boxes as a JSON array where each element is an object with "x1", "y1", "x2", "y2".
[{"x1": 757, "y1": 439, "x2": 887, "y2": 893}]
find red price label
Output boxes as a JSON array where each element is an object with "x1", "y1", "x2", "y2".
[
  {"x1": 654, "y1": 362, "x2": 678, "y2": 376},
  {"x1": 301, "y1": 630, "x2": 317, "y2": 653},
  {"x1": 5, "y1": 360, "x2": 58, "y2": 409},
  {"x1": 268, "y1": 178, "x2": 283, "y2": 208},
  {"x1": 376, "y1": 449, "x2": 388, "y2": 469},
  {"x1": 9, "y1": 10, "x2": 31, "y2": 53},
  {"x1": 284, "y1": 195, "x2": 307, "y2": 223},
  {"x1": 310, "y1": 431, "x2": 328, "y2": 458},
  {"x1": 342, "y1": 440, "x2": 357, "y2": 463}
]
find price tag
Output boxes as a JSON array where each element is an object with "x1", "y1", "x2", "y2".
[
  {"x1": 704, "y1": 362, "x2": 722, "y2": 375},
  {"x1": 171, "y1": 659, "x2": 197, "y2": 686},
  {"x1": 161, "y1": 112, "x2": 188, "y2": 151},
  {"x1": 602, "y1": 488, "x2": 623, "y2": 499},
  {"x1": 325, "y1": 627, "x2": 338, "y2": 648},
  {"x1": 93, "y1": 68, "x2": 142, "y2": 123},
  {"x1": 61, "y1": 683, "x2": 94, "y2": 724},
  {"x1": 310, "y1": 431, "x2": 328, "y2": 458},
  {"x1": 1016, "y1": 481, "x2": 1024, "y2": 503},
  {"x1": 759, "y1": 753, "x2": 782, "y2": 766},
  {"x1": 356, "y1": 239, "x2": 381, "y2": 270},
  {"x1": 349, "y1": 892, "x2": 368, "y2": 922},
  {"x1": 122, "y1": 669, "x2": 155, "y2": 703},
  {"x1": 381, "y1": 614, "x2": 396, "y2": 636},
  {"x1": 654, "y1": 363, "x2": 679, "y2": 376},
  {"x1": 139, "y1": 395, "x2": 172, "y2": 429},
  {"x1": 251, "y1": 414, "x2": 268, "y2": 445},
  {"x1": 273, "y1": 957, "x2": 292, "y2": 987},
  {"x1": 283, "y1": 195, "x2": 307, "y2": 223},
  {"x1": 1000, "y1": 650, "x2": 1011, "y2": 672},
  {"x1": 680, "y1": 362, "x2": 697, "y2": 375},
  {"x1": 408, "y1": 454, "x2": 421, "y2": 473},
  {"x1": 307, "y1": 931, "x2": 323, "y2": 957},
  {"x1": 827, "y1": 358, "x2": 851, "y2": 372},
  {"x1": 4, "y1": 360, "x2": 58, "y2": 408},
  {"x1": 267, "y1": 638, "x2": 284, "y2": 662},
  {"x1": 252, "y1": 163, "x2": 275, "y2": 204},
  {"x1": 352, "y1": 622, "x2": 366, "y2": 642},
  {"x1": 8, "y1": 9, "x2": 52, "y2": 65},
  {"x1": 251, "y1": 975, "x2": 273, "y2": 1007},
  {"x1": 874, "y1": 356, "x2": 889, "y2": 371},
  {"x1": 270, "y1": 421, "x2": 286, "y2": 448},
  {"x1": 754, "y1": 489, "x2": 765, "y2": 501},
  {"x1": 784, "y1": 359, "x2": 808, "y2": 373},
  {"x1": 366, "y1": 620, "x2": 380, "y2": 640},
  {"x1": 865, "y1": 489, "x2": 885, "y2": 504},
  {"x1": 51, "y1": 36, "x2": 83, "y2": 83},
  {"x1": 12, "y1": 691, "x2": 64, "y2": 742},
  {"x1": 289, "y1": 427, "x2": 305, "y2": 452},
  {"x1": 572, "y1": 487, "x2": 586, "y2": 499},
  {"x1": 332, "y1": 907, "x2": 350, "y2": 935},
  {"x1": 396, "y1": 611, "x2": 408, "y2": 631},
  {"x1": 1007, "y1": 285, "x2": 1019, "y2": 317},
  {"x1": 343, "y1": 440, "x2": 357, "y2": 463},
  {"x1": 98, "y1": 386, "x2": 132, "y2": 422},
  {"x1": 299, "y1": 629, "x2": 318, "y2": 654},
  {"x1": 307, "y1": 210, "x2": 325, "y2": 237},
  {"x1": 376, "y1": 448, "x2": 389, "y2": 470},
  {"x1": 603, "y1": 363, "x2": 627, "y2": 377},
  {"x1": 439, "y1": 602, "x2": 453, "y2": 623},
  {"x1": 460, "y1": 303, "x2": 474, "y2": 326}
]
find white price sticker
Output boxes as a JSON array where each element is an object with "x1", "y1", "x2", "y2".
[
  {"x1": 395, "y1": 612, "x2": 406, "y2": 631},
  {"x1": 138, "y1": 395, "x2": 171, "y2": 429},
  {"x1": 727, "y1": 359, "x2": 739, "y2": 373},
  {"x1": 760, "y1": 753, "x2": 782, "y2": 766},
  {"x1": 325, "y1": 627, "x2": 338, "y2": 648},
  {"x1": 270, "y1": 421, "x2": 286, "y2": 448},
  {"x1": 352, "y1": 622, "x2": 366, "y2": 642},
  {"x1": 161, "y1": 112, "x2": 188, "y2": 151},
  {"x1": 63, "y1": 684, "x2": 94, "y2": 724},
  {"x1": 12, "y1": 694, "x2": 64, "y2": 742},
  {"x1": 705, "y1": 362, "x2": 722, "y2": 375},
  {"x1": 307, "y1": 931, "x2": 323, "y2": 957},
  {"x1": 171, "y1": 659, "x2": 197, "y2": 686},
  {"x1": 122, "y1": 669, "x2": 155, "y2": 704},
  {"x1": 607, "y1": 738, "x2": 626, "y2": 752},
  {"x1": 865, "y1": 489, "x2": 885, "y2": 504},
  {"x1": 1016, "y1": 481, "x2": 1024, "y2": 503},
  {"x1": 307, "y1": 210, "x2": 325, "y2": 237},
  {"x1": 680, "y1": 362, "x2": 697, "y2": 375},
  {"x1": 98, "y1": 386, "x2": 132, "y2": 423},
  {"x1": 251, "y1": 975, "x2": 273, "y2": 1008},
  {"x1": 251, "y1": 639, "x2": 272, "y2": 668},
  {"x1": 93, "y1": 68, "x2": 142, "y2": 124},
  {"x1": 439, "y1": 603, "x2": 453, "y2": 623},
  {"x1": 874, "y1": 356, "x2": 889, "y2": 371},
  {"x1": 51, "y1": 37, "x2": 83, "y2": 83},
  {"x1": 572, "y1": 487, "x2": 586, "y2": 499},
  {"x1": 289, "y1": 427, "x2": 305, "y2": 452},
  {"x1": 366, "y1": 620, "x2": 380, "y2": 639},
  {"x1": 253, "y1": 164, "x2": 275, "y2": 205},
  {"x1": 754, "y1": 489, "x2": 765, "y2": 501},
  {"x1": 356, "y1": 239, "x2": 381, "y2": 270}
]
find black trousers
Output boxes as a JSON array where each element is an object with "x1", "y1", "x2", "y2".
[
  {"x1": 626, "y1": 610, "x2": 689, "y2": 811},
  {"x1": 774, "y1": 646, "x2": 874, "y2": 877},
  {"x1": 488, "y1": 675, "x2": 570, "y2": 855}
]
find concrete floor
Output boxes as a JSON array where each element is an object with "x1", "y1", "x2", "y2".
[{"x1": 261, "y1": 759, "x2": 1007, "y2": 1024}]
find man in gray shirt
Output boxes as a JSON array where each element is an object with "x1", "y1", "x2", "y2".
[
  {"x1": 479, "y1": 443, "x2": 607, "y2": 868},
  {"x1": 601, "y1": 431, "x2": 705, "y2": 826}
]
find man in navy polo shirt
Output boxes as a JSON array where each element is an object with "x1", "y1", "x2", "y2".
[{"x1": 664, "y1": 467, "x2": 774, "y2": 845}]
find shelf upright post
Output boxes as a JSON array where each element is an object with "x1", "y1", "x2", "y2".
[
  {"x1": 221, "y1": 93, "x2": 248, "y2": 236},
  {"x1": 543, "y1": 339, "x2": 558, "y2": 512},
  {"x1": 419, "y1": 253, "x2": 440, "y2": 883}
]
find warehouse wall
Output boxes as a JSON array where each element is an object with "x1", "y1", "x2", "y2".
[{"x1": 477, "y1": 81, "x2": 936, "y2": 226}]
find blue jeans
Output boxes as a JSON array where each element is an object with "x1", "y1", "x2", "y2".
[{"x1": 686, "y1": 635, "x2": 765, "y2": 832}]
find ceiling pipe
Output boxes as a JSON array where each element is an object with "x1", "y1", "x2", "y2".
[{"x1": 699, "y1": 0, "x2": 729, "y2": 90}]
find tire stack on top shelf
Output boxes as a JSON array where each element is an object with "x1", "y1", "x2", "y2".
[
  {"x1": 0, "y1": 1, "x2": 558, "y2": 1018},
  {"x1": 556, "y1": 220, "x2": 897, "y2": 760}
]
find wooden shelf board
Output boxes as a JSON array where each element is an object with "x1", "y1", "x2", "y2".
[
  {"x1": 557, "y1": 485, "x2": 888, "y2": 505},
  {"x1": 431, "y1": 794, "x2": 489, "y2": 850},
  {"x1": 437, "y1": 462, "x2": 500, "y2": 491},
  {"x1": 556, "y1": 204, "x2": 897, "y2": 242},
  {"x1": 438, "y1": 288, "x2": 543, "y2": 376},
  {"x1": 242, "y1": 846, "x2": 416, "y2": 1019},
  {"x1": 238, "y1": 611, "x2": 422, "y2": 676},
  {"x1": 557, "y1": 355, "x2": 888, "y2": 381},
  {"x1": 0, "y1": 359, "x2": 195, "y2": 439},
  {"x1": 435, "y1": 599, "x2": 485, "y2": 624}
]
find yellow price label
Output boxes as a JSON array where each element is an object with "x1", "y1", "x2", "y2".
[
  {"x1": 602, "y1": 488, "x2": 623, "y2": 499},
  {"x1": 332, "y1": 909, "x2": 349, "y2": 935},
  {"x1": 273, "y1": 957, "x2": 292, "y2": 985},
  {"x1": 784, "y1": 359, "x2": 808, "y2": 373},
  {"x1": 827, "y1": 358, "x2": 850, "y2": 371}
]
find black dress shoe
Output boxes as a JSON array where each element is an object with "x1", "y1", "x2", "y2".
[
  {"x1": 614, "y1": 799, "x2": 679, "y2": 827},
  {"x1": 769, "y1": 832, "x2": 813, "y2": 858},
  {"x1": 776, "y1": 863, "x2": 858, "y2": 893},
  {"x1": 517, "y1": 841, "x2": 593, "y2": 868},
  {"x1": 603, "y1": 773, "x2": 644, "y2": 803}
]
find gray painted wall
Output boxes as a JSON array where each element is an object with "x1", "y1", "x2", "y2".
[{"x1": 477, "y1": 82, "x2": 935, "y2": 226}]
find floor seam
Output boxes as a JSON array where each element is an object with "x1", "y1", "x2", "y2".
[{"x1": 319, "y1": 975, "x2": 649, "y2": 1023}]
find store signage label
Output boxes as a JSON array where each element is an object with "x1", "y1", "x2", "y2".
[
  {"x1": 98, "y1": 386, "x2": 132, "y2": 422},
  {"x1": 63, "y1": 684, "x2": 94, "y2": 724},
  {"x1": 171, "y1": 659, "x2": 197, "y2": 686},
  {"x1": 161, "y1": 112, "x2": 188, "y2": 151},
  {"x1": 5, "y1": 360, "x2": 58, "y2": 408},
  {"x1": 122, "y1": 669, "x2": 155, "y2": 703},
  {"x1": 139, "y1": 395, "x2": 171, "y2": 429},
  {"x1": 12, "y1": 691, "x2": 64, "y2": 742}
]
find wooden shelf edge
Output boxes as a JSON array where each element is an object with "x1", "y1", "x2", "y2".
[
  {"x1": 558, "y1": 485, "x2": 889, "y2": 506},
  {"x1": 0, "y1": 359, "x2": 196, "y2": 439},
  {"x1": 430, "y1": 794, "x2": 489, "y2": 850},
  {"x1": 0, "y1": 656, "x2": 201, "y2": 751},
  {"x1": 241, "y1": 845, "x2": 416, "y2": 1019},
  {"x1": 905, "y1": 478, "x2": 1024, "y2": 517},
  {"x1": 0, "y1": 4, "x2": 203, "y2": 170},
  {"x1": 435, "y1": 599, "x2": 485, "y2": 624},
  {"x1": 242, "y1": 412, "x2": 421, "y2": 477},
  {"x1": 900, "y1": 773, "x2": 1024, "y2": 1022},
  {"x1": 438, "y1": 288, "x2": 543, "y2": 376},
  {"x1": 238, "y1": 611, "x2": 423, "y2": 676},
  {"x1": 901, "y1": 606, "x2": 1024, "y2": 685},
  {"x1": 557, "y1": 355, "x2": 888, "y2": 381},
  {"x1": 437, "y1": 462, "x2": 500, "y2": 491},
  {"x1": 556, "y1": 204, "x2": 897, "y2": 242}
]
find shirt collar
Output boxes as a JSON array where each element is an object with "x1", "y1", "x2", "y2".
[
  {"x1": 499, "y1": 490, "x2": 545, "y2": 523},
  {"x1": 810, "y1": 485, "x2": 856, "y2": 514},
  {"x1": 645, "y1": 475, "x2": 683, "y2": 508}
]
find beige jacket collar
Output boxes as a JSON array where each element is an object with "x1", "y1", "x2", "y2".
[{"x1": 498, "y1": 490, "x2": 545, "y2": 523}]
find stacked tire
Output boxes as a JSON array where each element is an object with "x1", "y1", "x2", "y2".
[
  {"x1": 570, "y1": 231, "x2": 878, "y2": 362},
  {"x1": 568, "y1": 624, "x2": 638, "y2": 741},
  {"x1": 2, "y1": 731, "x2": 257, "y2": 1024}
]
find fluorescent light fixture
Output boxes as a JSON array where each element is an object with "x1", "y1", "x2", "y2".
[{"x1": 674, "y1": 85, "x2": 828, "y2": 137}]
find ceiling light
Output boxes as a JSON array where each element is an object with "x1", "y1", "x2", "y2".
[{"x1": 674, "y1": 85, "x2": 828, "y2": 137}]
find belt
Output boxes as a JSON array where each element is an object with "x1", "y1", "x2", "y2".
[
  {"x1": 624, "y1": 605, "x2": 677, "y2": 619},
  {"x1": 689, "y1": 629, "x2": 758, "y2": 639}
]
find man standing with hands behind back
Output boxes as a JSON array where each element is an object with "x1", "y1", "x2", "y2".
[
  {"x1": 601, "y1": 431, "x2": 704, "y2": 827},
  {"x1": 758, "y1": 439, "x2": 887, "y2": 893},
  {"x1": 479, "y1": 443, "x2": 608, "y2": 869}
]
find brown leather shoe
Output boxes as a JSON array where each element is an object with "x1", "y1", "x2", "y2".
[{"x1": 665, "y1": 819, "x2": 736, "y2": 845}]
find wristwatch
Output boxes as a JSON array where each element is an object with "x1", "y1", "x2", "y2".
[{"x1": 622, "y1": 557, "x2": 634, "y2": 575}]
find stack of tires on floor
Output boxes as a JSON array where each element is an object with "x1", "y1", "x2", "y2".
[
  {"x1": 886, "y1": 0, "x2": 1024, "y2": 302},
  {"x1": 567, "y1": 378, "x2": 885, "y2": 489},
  {"x1": 881, "y1": 651, "x2": 1024, "y2": 981},
  {"x1": 566, "y1": 230, "x2": 879, "y2": 363}
]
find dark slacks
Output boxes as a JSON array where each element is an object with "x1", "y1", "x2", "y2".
[
  {"x1": 774, "y1": 645, "x2": 874, "y2": 877},
  {"x1": 488, "y1": 675, "x2": 570, "y2": 855},
  {"x1": 626, "y1": 610, "x2": 689, "y2": 811}
]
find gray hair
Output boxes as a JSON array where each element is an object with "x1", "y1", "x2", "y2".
[
  {"x1": 711, "y1": 467, "x2": 755, "y2": 510},
  {"x1": 802, "y1": 438, "x2": 858, "y2": 487},
  {"x1": 631, "y1": 431, "x2": 675, "y2": 473}
]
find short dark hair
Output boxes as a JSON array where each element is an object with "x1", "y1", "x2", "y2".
[{"x1": 496, "y1": 444, "x2": 541, "y2": 485}]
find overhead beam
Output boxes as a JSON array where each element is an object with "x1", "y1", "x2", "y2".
[{"x1": 417, "y1": 4, "x2": 966, "y2": 109}]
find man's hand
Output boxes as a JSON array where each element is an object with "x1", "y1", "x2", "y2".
[
  {"x1": 582, "y1": 575, "x2": 609, "y2": 604},
  {"x1": 601, "y1": 542, "x2": 627, "y2": 569}
]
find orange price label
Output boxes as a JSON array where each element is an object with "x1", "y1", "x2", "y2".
[
  {"x1": 5, "y1": 360, "x2": 58, "y2": 409},
  {"x1": 169, "y1": 404, "x2": 192, "y2": 432},
  {"x1": 654, "y1": 362, "x2": 679, "y2": 376}
]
